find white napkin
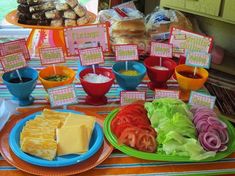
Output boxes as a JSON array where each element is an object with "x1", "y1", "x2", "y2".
[{"x1": 0, "y1": 99, "x2": 18, "y2": 131}]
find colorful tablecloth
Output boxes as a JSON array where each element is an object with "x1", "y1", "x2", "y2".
[{"x1": 0, "y1": 58, "x2": 235, "y2": 176}]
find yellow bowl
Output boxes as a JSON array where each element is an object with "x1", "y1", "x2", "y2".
[
  {"x1": 175, "y1": 64, "x2": 208, "y2": 101},
  {"x1": 39, "y1": 66, "x2": 76, "y2": 90}
]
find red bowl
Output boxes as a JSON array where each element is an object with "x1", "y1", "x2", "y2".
[
  {"x1": 144, "y1": 56, "x2": 177, "y2": 89},
  {"x1": 79, "y1": 67, "x2": 115, "y2": 105}
]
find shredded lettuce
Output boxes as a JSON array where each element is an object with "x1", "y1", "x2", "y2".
[{"x1": 145, "y1": 98, "x2": 216, "y2": 160}]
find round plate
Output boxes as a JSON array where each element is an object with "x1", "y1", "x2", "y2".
[
  {"x1": 6, "y1": 10, "x2": 96, "y2": 30},
  {"x1": 104, "y1": 109, "x2": 235, "y2": 162},
  {"x1": 0, "y1": 110, "x2": 113, "y2": 175},
  {"x1": 9, "y1": 109, "x2": 103, "y2": 167}
]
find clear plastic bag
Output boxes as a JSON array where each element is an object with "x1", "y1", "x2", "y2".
[
  {"x1": 145, "y1": 7, "x2": 192, "y2": 41},
  {"x1": 0, "y1": 99, "x2": 18, "y2": 131}
]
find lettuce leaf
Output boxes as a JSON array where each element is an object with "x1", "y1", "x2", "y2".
[{"x1": 145, "y1": 98, "x2": 215, "y2": 160}]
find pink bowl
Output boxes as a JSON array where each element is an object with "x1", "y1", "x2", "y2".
[
  {"x1": 144, "y1": 56, "x2": 177, "y2": 89},
  {"x1": 79, "y1": 67, "x2": 115, "y2": 105}
]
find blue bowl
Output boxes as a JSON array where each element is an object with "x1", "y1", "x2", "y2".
[
  {"x1": 112, "y1": 61, "x2": 146, "y2": 90},
  {"x1": 2, "y1": 67, "x2": 38, "y2": 106},
  {"x1": 9, "y1": 109, "x2": 104, "y2": 167}
]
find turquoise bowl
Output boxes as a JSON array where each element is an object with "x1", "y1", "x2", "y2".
[{"x1": 112, "y1": 61, "x2": 146, "y2": 90}]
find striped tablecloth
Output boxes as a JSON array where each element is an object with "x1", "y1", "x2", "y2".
[{"x1": 0, "y1": 58, "x2": 235, "y2": 176}]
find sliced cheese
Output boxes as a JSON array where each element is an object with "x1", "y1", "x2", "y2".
[
  {"x1": 42, "y1": 109, "x2": 69, "y2": 124},
  {"x1": 21, "y1": 137, "x2": 57, "y2": 160},
  {"x1": 63, "y1": 114, "x2": 96, "y2": 140},
  {"x1": 56, "y1": 125, "x2": 89, "y2": 156}
]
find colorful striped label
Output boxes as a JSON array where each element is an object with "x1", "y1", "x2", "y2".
[
  {"x1": 0, "y1": 52, "x2": 27, "y2": 72},
  {"x1": 48, "y1": 84, "x2": 78, "y2": 107},
  {"x1": 39, "y1": 47, "x2": 65, "y2": 65},
  {"x1": 120, "y1": 91, "x2": 146, "y2": 106}
]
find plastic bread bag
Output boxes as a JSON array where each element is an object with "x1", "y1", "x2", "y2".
[
  {"x1": 0, "y1": 99, "x2": 18, "y2": 132},
  {"x1": 145, "y1": 7, "x2": 192, "y2": 41}
]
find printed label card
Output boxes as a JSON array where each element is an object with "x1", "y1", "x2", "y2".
[
  {"x1": 79, "y1": 47, "x2": 104, "y2": 66},
  {"x1": 150, "y1": 42, "x2": 173, "y2": 58},
  {"x1": 120, "y1": 91, "x2": 146, "y2": 106},
  {"x1": 189, "y1": 91, "x2": 216, "y2": 109},
  {"x1": 0, "y1": 39, "x2": 30, "y2": 60},
  {"x1": 154, "y1": 89, "x2": 179, "y2": 99},
  {"x1": 115, "y1": 44, "x2": 138, "y2": 61},
  {"x1": 64, "y1": 23, "x2": 110, "y2": 56},
  {"x1": 186, "y1": 51, "x2": 211, "y2": 69},
  {"x1": 48, "y1": 84, "x2": 78, "y2": 107},
  {"x1": 39, "y1": 47, "x2": 65, "y2": 65},
  {"x1": 0, "y1": 52, "x2": 27, "y2": 72},
  {"x1": 169, "y1": 28, "x2": 213, "y2": 58}
]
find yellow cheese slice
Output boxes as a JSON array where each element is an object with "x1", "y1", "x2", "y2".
[
  {"x1": 56, "y1": 125, "x2": 89, "y2": 156},
  {"x1": 25, "y1": 118, "x2": 60, "y2": 129},
  {"x1": 21, "y1": 137, "x2": 57, "y2": 160},
  {"x1": 42, "y1": 109, "x2": 69, "y2": 124},
  {"x1": 63, "y1": 114, "x2": 96, "y2": 140}
]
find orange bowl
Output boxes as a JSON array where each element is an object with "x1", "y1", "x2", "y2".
[
  {"x1": 39, "y1": 66, "x2": 76, "y2": 90},
  {"x1": 175, "y1": 64, "x2": 208, "y2": 100}
]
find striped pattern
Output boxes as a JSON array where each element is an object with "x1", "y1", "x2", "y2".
[{"x1": 1, "y1": 58, "x2": 234, "y2": 175}]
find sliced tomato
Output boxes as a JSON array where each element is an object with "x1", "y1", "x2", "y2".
[
  {"x1": 116, "y1": 112, "x2": 150, "y2": 126},
  {"x1": 113, "y1": 123, "x2": 134, "y2": 137},
  {"x1": 137, "y1": 124, "x2": 157, "y2": 137},
  {"x1": 136, "y1": 132, "x2": 157, "y2": 153},
  {"x1": 118, "y1": 127, "x2": 140, "y2": 147}
]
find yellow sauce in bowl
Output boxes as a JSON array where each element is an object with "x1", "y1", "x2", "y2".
[{"x1": 119, "y1": 70, "x2": 139, "y2": 76}]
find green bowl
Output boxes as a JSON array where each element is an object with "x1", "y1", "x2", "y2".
[{"x1": 103, "y1": 109, "x2": 235, "y2": 162}]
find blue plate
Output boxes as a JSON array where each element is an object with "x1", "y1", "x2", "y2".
[{"x1": 9, "y1": 109, "x2": 104, "y2": 167}]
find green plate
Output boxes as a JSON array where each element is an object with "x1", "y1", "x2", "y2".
[{"x1": 104, "y1": 109, "x2": 235, "y2": 162}]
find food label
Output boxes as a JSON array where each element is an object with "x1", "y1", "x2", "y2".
[
  {"x1": 120, "y1": 91, "x2": 146, "y2": 106},
  {"x1": 150, "y1": 42, "x2": 173, "y2": 58},
  {"x1": 115, "y1": 44, "x2": 138, "y2": 61},
  {"x1": 186, "y1": 51, "x2": 211, "y2": 69},
  {"x1": 0, "y1": 39, "x2": 30, "y2": 60},
  {"x1": 189, "y1": 91, "x2": 216, "y2": 109},
  {"x1": 39, "y1": 47, "x2": 65, "y2": 65},
  {"x1": 154, "y1": 89, "x2": 179, "y2": 99},
  {"x1": 64, "y1": 23, "x2": 110, "y2": 56},
  {"x1": 0, "y1": 52, "x2": 27, "y2": 72},
  {"x1": 169, "y1": 28, "x2": 213, "y2": 58},
  {"x1": 48, "y1": 84, "x2": 78, "y2": 107},
  {"x1": 79, "y1": 47, "x2": 104, "y2": 66}
]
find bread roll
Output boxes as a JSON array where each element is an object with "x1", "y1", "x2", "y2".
[{"x1": 111, "y1": 19, "x2": 145, "y2": 38}]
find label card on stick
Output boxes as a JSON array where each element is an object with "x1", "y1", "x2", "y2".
[
  {"x1": 150, "y1": 42, "x2": 173, "y2": 58},
  {"x1": 64, "y1": 23, "x2": 110, "y2": 56},
  {"x1": 0, "y1": 52, "x2": 27, "y2": 72},
  {"x1": 169, "y1": 28, "x2": 213, "y2": 58},
  {"x1": 186, "y1": 51, "x2": 211, "y2": 69},
  {"x1": 189, "y1": 91, "x2": 216, "y2": 109},
  {"x1": 79, "y1": 47, "x2": 104, "y2": 66},
  {"x1": 39, "y1": 47, "x2": 65, "y2": 65},
  {"x1": 48, "y1": 84, "x2": 78, "y2": 107},
  {"x1": 155, "y1": 89, "x2": 179, "y2": 99},
  {"x1": 120, "y1": 91, "x2": 146, "y2": 106},
  {"x1": 115, "y1": 44, "x2": 138, "y2": 61},
  {"x1": 0, "y1": 39, "x2": 30, "y2": 60}
]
